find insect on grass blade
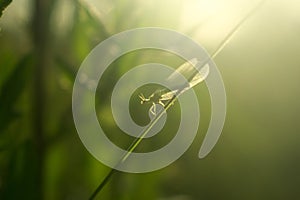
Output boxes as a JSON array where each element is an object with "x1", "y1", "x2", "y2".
[
  {"x1": 89, "y1": 1, "x2": 267, "y2": 199},
  {"x1": 139, "y1": 58, "x2": 210, "y2": 114},
  {"x1": 162, "y1": 59, "x2": 210, "y2": 99}
]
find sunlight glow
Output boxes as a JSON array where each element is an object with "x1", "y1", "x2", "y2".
[{"x1": 180, "y1": 0, "x2": 263, "y2": 50}]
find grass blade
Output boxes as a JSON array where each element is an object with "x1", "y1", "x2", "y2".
[
  {"x1": 0, "y1": 0, "x2": 12, "y2": 17},
  {"x1": 89, "y1": 1, "x2": 267, "y2": 199}
]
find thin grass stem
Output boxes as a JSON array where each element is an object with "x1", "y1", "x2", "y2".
[{"x1": 89, "y1": 1, "x2": 267, "y2": 199}]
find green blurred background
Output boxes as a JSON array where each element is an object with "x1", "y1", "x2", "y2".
[{"x1": 1, "y1": 0, "x2": 300, "y2": 199}]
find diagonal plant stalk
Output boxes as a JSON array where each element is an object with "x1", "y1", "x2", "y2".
[
  {"x1": 89, "y1": 1, "x2": 267, "y2": 199},
  {"x1": 89, "y1": 88, "x2": 178, "y2": 200},
  {"x1": 0, "y1": 0, "x2": 12, "y2": 17}
]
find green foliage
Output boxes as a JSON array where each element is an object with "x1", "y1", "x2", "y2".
[
  {"x1": 0, "y1": 0, "x2": 12, "y2": 17},
  {"x1": 1, "y1": 0, "x2": 300, "y2": 199},
  {"x1": 0, "y1": 55, "x2": 32, "y2": 132}
]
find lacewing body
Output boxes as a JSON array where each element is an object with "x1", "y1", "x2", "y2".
[{"x1": 139, "y1": 58, "x2": 209, "y2": 115}]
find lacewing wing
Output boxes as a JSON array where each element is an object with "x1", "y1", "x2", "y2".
[{"x1": 160, "y1": 58, "x2": 209, "y2": 100}]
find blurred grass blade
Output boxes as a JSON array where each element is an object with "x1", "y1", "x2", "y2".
[
  {"x1": 0, "y1": 0, "x2": 12, "y2": 17},
  {"x1": 55, "y1": 56, "x2": 77, "y2": 81},
  {"x1": 0, "y1": 54, "x2": 32, "y2": 132}
]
